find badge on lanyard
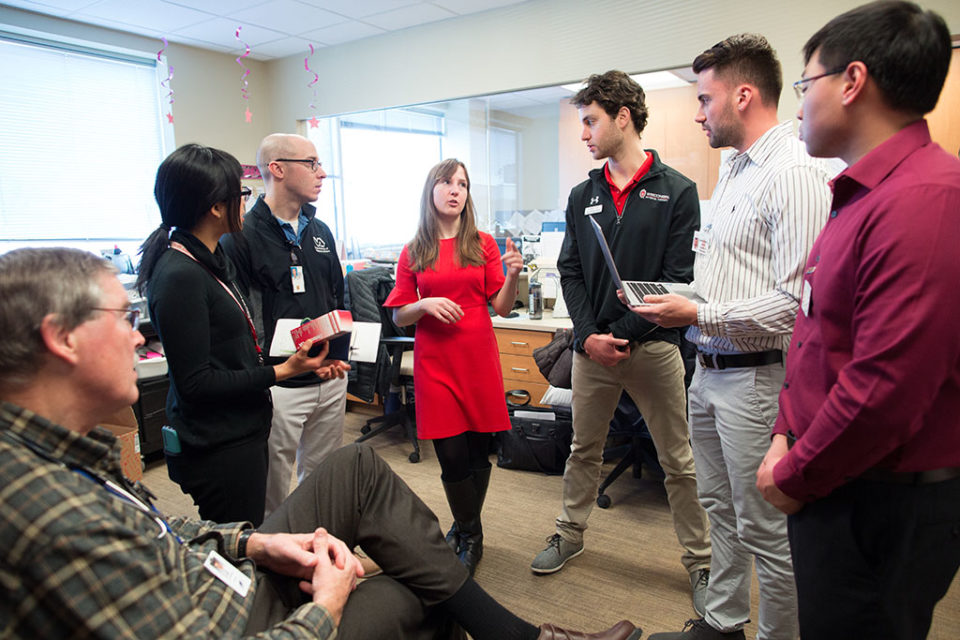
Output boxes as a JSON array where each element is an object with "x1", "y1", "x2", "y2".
[
  {"x1": 801, "y1": 266, "x2": 815, "y2": 316},
  {"x1": 693, "y1": 225, "x2": 712, "y2": 254},
  {"x1": 291, "y1": 265, "x2": 305, "y2": 294},
  {"x1": 204, "y1": 550, "x2": 251, "y2": 597}
]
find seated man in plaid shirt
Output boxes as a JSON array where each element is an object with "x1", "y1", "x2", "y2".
[{"x1": 0, "y1": 247, "x2": 640, "y2": 640}]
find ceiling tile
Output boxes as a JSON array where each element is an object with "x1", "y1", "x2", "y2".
[
  {"x1": 77, "y1": 0, "x2": 212, "y2": 32},
  {"x1": 295, "y1": 0, "x2": 420, "y2": 20},
  {"x1": 229, "y1": 0, "x2": 346, "y2": 34},
  {"x1": 430, "y1": 0, "x2": 525, "y2": 16},
  {"x1": 251, "y1": 35, "x2": 318, "y2": 59},
  {"x1": 298, "y1": 20, "x2": 384, "y2": 46},
  {"x1": 2, "y1": 0, "x2": 98, "y2": 13},
  {"x1": 163, "y1": 0, "x2": 267, "y2": 13},
  {"x1": 174, "y1": 17, "x2": 286, "y2": 48},
  {"x1": 363, "y1": 2, "x2": 454, "y2": 31}
]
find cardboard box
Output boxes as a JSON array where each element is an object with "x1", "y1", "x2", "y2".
[
  {"x1": 100, "y1": 406, "x2": 143, "y2": 482},
  {"x1": 290, "y1": 310, "x2": 353, "y2": 351}
]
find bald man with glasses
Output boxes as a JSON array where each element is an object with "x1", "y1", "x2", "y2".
[{"x1": 222, "y1": 133, "x2": 351, "y2": 520}]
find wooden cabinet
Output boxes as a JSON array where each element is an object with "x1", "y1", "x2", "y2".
[{"x1": 495, "y1": 327, "x2": 553, "y2": 408}]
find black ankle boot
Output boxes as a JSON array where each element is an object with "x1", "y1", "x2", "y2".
[
  {"x1": 444, "y1": 522, "x2": 460, "y2": 553},
  {"x1": 441, "y1": 474, "x2": 484, "y2": 576}
]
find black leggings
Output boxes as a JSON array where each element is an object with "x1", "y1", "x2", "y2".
[{"x1": 432, "y1": 432, "x2": 493, "y2": 482}]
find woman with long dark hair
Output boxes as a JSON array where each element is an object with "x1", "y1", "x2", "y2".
[
  {"x1": 138, "y1": 144, "x2": 331, "y2": 526},
  {"x1": 384, "y1": 158, "x2": 522, "y2": 575}
]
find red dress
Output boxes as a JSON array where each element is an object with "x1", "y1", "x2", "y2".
[{"x1": 384, "y1": 232, "x2": 511, "y2": 439}]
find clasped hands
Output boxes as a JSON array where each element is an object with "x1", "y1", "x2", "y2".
[{"x1": 246, "y1": 527, "x2": 364, "y2": 626}]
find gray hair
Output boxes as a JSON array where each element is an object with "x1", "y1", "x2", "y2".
[{"x1": 0, "y1": 248, "x2": 115, "y2": 389}]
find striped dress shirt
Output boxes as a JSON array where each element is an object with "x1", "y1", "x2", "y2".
[{"x1": 687, "y1": 121, "x2": 832, "y2": 354}]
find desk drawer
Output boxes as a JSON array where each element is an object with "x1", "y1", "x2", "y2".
[
  {"x1": 496, "y1": 328, "x2": 552, "y2": 356},
  {"x1": 504, "y1": 380, "x2": 550, "y2": 407}
]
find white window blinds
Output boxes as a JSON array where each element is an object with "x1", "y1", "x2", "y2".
[{"x1": 0, "y1": 34, "x2": 169, "y2": 247}]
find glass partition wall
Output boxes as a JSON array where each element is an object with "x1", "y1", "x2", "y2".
[{"x1": 301, "y1": 70, "x2": 711, "y2": 262}]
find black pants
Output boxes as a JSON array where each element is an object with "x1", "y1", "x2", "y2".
[
  {"x1": 245, "y1": 443, "x2": 469, "y2": 639},
  {"x1": 166, "y1": 437, "x2": 268, "y2": 526},
  {"x1": 788, "y1": 475, "x2": 960, "y2": 640}
]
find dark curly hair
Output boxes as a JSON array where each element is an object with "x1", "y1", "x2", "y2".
[{"x1": 571, "y1": 70, "x2": 648, "y2": 136}]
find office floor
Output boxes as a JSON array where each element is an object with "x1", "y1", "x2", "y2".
[{"x1": 145, "y1": 406, "x2": 960, "y2": 638}]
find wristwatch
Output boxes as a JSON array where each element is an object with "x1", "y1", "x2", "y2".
[{"x1": 237, "y1": 529, "x2": 254, "y2": 558}]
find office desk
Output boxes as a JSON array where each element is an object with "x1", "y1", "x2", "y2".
[{"x1": 491, "y1": 311, "x2": 572, "y2": 408}]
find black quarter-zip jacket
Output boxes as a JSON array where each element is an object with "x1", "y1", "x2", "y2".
[
  {"x1": 558, "y1": 150, "x2": 700, "y2": 352},
  {"x1": 221, "y1": 196, "x2": 348, "y2": 388}
]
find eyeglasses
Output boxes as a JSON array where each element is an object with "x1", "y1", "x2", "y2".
[
  {"x1": 92, "y1": 307, "x2": 141, "y2": 331},
  {"x1": 793, "y1": 66, "x2": 847, "y2": 100},
  {"x1": 239, "y1": 186, "x2": 252, "y2": 201},
  {"x1": 274, "y1": 158, "x2": 322, "y2": 172}
]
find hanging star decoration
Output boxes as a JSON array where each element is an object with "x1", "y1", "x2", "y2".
[
  {"x1": 158, "y1": 37, "x2": 175, "y2": 123},
  {"x1": 235, "y1": 26, "x2": 252, "y2": 122},
  {"x1": 304, "y1": 44, "x2": 320, "y2": 127}
]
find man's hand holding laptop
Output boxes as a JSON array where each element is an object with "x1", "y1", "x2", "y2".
[{"x1": 616, "y1": 290, "x2": 698, "y2": 329}]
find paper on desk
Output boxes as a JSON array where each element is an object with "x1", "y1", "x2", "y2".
[
  {"x1": 270, "y1": 318, "x2": 381, "y2": 363},
  {"x1": 515, "y1": 410, "x2": 555, "y2": 421}
]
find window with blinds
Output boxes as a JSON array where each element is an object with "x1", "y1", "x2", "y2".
[{"x1": 0, "y1": 33, "x2": 170, "y2": 254}]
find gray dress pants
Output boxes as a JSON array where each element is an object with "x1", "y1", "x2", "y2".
[{"x1": 246, "y1": 443, "x2": 469, "y2": 639}]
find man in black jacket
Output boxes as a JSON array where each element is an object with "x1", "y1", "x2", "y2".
[
  {"x1": 531, "y1": 71, "x2": 711, "y2": 616},
  {"x1": 223, "y1": 133, "x2": 350, "y2": 518}
]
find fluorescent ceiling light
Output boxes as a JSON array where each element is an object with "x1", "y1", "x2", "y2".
[{"x1": 561, "y1": 70, "x2": 690, "y2": 93}]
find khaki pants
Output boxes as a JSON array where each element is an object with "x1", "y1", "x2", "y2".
[{"x1": 556, "y1": 341, "x2": 711, "y2": 573}]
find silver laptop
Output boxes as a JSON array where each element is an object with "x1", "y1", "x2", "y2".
[{"x1": 588, "y1": 215, "x2": 703, "y2": 306}]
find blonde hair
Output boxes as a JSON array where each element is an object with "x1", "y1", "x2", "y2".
[{"x1": 407, "y1": 158, "x2": 484, "y2": 272}]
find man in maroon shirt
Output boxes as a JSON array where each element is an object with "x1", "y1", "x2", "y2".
[{"x1": 755, "y1": 2, "x2": 960, "y2": 638}]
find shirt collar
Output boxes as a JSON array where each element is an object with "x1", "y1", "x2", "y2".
[
  {"x1": 832, "y1": 119, "x2": 932, "y2": 192},
  {"x1": 732, "y1": 121, "x2": 795, "y2": 169},
  {"x1": 0, "y1": 401, "x2": 116, "y2": 473},
  {"x1": 603, "y1": 151, "x2": 654, "y2": 193}
]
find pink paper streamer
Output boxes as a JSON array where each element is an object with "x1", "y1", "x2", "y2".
[
  {"x1": 304, "y1": 43, "x2": 319, "y2": 111},
  {"x1": 235, "y1": 26, "x2": 252, "y2": 102}
]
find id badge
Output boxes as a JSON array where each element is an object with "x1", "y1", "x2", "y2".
[
  {"x1": 204, "y1": 550, "x2": 251, "y2": 597},
  {"x1": 585, "y1": 204, "x2": 603, "y2": 215},
  {"x1": 290, "y1": 265, "x2": 305, "y2": 294},
  {"x1": 801, "y1": 267, "x2": 815, "y2": 316},
  {"x1": 693, "y1": 227, "x2": 711, "y2": 254}
]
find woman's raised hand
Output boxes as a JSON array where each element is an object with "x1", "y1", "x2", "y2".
[{"x1": 501, "y1": 237, "x2": 523, "y2": 278}]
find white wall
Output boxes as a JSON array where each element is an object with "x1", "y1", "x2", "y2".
[{"x1": 267, "y1": 0, "x2": 960, "y2": 128}]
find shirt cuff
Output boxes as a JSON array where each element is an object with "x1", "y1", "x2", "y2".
[
  {"x1": 696, "y1": 303, "x2": 722, "y2": 338},
  {"x1": 772, "y1": 451, "x2": 815, "y2": 502},
  {"x1": 280, "y1": 602, "x2": 338, "y2": 639}
]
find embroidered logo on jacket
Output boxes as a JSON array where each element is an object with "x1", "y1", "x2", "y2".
[
  {"x1": 589, "y1": 195, "x2": 600, "y2": 205},
  {"x1": 313, "y1": 237, "x2": 329, "y2": 253},
  {"x1": 638, "y1": 189, "x2": 670, "y2": 202}
]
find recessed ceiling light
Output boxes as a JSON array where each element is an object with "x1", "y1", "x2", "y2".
[{"x1": 562, "y1": 70, "x2": 690, "y2": 93}]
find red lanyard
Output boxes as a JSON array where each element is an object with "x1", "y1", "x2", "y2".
[{"x1": 170, "y1": 242, "x2": 263, "y2": 363}]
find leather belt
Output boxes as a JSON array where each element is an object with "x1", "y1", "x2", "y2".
[
  {"x1": 859, "y1": 466, "x2": 960, "y2": 485},
  {"x1": 697, "y1": 349, "x2": 782, "y2": 370}
]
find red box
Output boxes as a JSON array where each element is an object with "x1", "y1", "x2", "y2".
[{"x1": 290, "y1": 310, "x2": 353, "y2": 350}]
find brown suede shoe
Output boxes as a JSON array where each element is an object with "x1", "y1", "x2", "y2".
[{"x1": 538, "y1": 619, "x2": 641, "y2": 639}]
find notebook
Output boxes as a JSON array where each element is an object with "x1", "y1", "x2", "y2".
[{"x1": 588, "y1": 215, "x2": 703, "y2": 307}]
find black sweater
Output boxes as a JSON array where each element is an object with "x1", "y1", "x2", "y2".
[
  {"x1": 558, "y1": 151, "x2": 700, "y2": 351},
  {"x1": 147, "y1": 230, "x2": 275, "y2": 451},
  {"x1": 221, "y1": 196, "x2": 347, "y2": 388}
]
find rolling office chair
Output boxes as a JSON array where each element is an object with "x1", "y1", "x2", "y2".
[
  {"x1": 345, "y1": 267, "x2": 421, "y2": 463},
  {"x1": 596, "y1": 333, "x2": 697, "y2": 508}
]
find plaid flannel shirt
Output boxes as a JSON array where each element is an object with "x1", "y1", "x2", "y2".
[{"x1": 0, "y1": 402, "x2": 335, "y2": 639}]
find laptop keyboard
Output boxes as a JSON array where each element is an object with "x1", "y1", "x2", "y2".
[{"x1": 626, "y1": 281, "x2": 670, "y2": 300}]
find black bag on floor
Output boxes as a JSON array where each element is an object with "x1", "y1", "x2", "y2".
[{"x1": 496, "y1": 390, "x2": 572, "y2": 475}]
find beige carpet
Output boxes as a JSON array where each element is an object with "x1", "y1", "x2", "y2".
[{"x1": 145, "y1": 405, "x2": 960, "y2": 638}]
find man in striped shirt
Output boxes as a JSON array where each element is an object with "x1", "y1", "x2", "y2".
[{"x1": 639, "y1": 35, "x2": 832, "y2": 640}]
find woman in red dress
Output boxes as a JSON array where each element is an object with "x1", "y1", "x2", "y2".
[{"x1": 384, "y1": 158, "x2": 522, "y2": 575}]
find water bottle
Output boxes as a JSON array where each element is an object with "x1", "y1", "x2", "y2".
[{"x1": 528, "y1": 276, "x2": 543, "y2": 320}]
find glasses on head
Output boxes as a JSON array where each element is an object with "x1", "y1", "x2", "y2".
[
  {"x1": 793, "y1": 65, "x2": 847, "y2": 100},
  {"x1": 239, "y1": 186, "x2": 252, "y2": 202},
  {"x1": 274, "y1": 158, "x2": 322, "y2": 172},
  {"x1": 92, "y1": 307, "x2": 141, "y2": 331}
]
